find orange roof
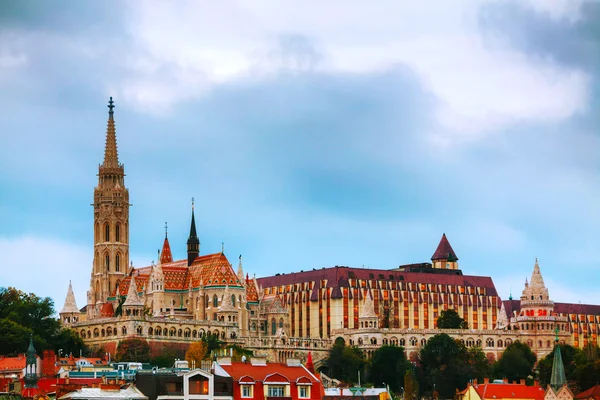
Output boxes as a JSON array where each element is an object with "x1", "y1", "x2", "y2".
[
  {"x1": 57, "y1": 357, "x2": 109, "y2": 367},
  {"x1": 0, "y1": 355, "x2": 26, "y2": 371},
  {"x1": 473, "y1": 384, "x2": 545, "y2": 400},
  {"x1": 160, "y1": 237, "x2": 173, "y2": 263},
  {"x1": 246, "y1": 276, "x2": 259, "y2": 302},
  {"x1": 220, "y1": 362, "x2": 319, "y2": 384},
  {"x1": 100, "y1": 302, "x2": 114, "y2": 317}
]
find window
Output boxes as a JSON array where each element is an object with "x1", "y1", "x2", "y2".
[
  {"x1": 232, "y1": 294, "x2": 236, "y2": 307},
  {"x1": 105, "y1": 254, "x2": 110, "y2": 270},
  {"x1": 299, "y1": 386, "x2": 309, "y2": 398},
  {"x1": 116, "y1": 223, "x2": 121, "y2": 242},
  {"x1": 241, "y1": 385, "x2": 253, "y2": 398},
  {"x1": 213, "y1": 295, "x2": 218, "y2": 308},
  {"x1": 115, "y1": 254, "x2": 120, "y2": 272},
  {"x1": 268, "y1": 386, "x2": 285, "y2": 397},
  {"x1": 105, "y1": 223, "x2": 110, "y2": 242}
]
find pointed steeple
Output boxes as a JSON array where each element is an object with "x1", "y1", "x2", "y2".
[
  {"x1": 102, "y1": 97, "x2": 119, "y2": 168},
  {"x1": 218, "y1": 285, "x2": 236, "y2": 312},
  {"x1": 123, "y1": 274, "x2": 143, "y2": 306},
  {"x1": 550, "y1": 343, "x2": 567, "y2": 392},
  {"x1": 60, "y1": 281, "x2": 80, "y2": 314},
  {"x1": 24, "y1": 335, "x2": 38, "y2": 389},
  {"x1": 431, "y1": 233, "x2": 458, "y2": 261},
  {"x1": 187, "y1": 198, "x2": 200, "y2": 266},
  {"x1": 237, "y1": 255, "x2": 244, "y2": 281},
  {"x1": 160, "y1": 222, "x2": 173, "y2": 263}
]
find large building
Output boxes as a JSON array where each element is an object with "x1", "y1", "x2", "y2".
[{"x1": 62, "y1": 98, "x2": 600, "y2": 363}]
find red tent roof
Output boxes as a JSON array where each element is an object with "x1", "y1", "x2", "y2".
[{"x1": 431, "y1": 233, "x2": 458, "y2": 261}]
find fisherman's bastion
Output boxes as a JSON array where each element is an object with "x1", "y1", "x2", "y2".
[{"x1": 59, "y1": 98, "x2": 600, "y2": 367}]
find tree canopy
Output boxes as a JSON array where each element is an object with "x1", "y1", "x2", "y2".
[
  {"x1": 436, "y1": 309, "x2": 468, "y2": 329},
  {"x1": 115, "y1": 337, "x2": 151, "y2": 362},
  {"x1": 0, "y1": 287, "x2": 86, "y2": 355},
  {"x1": 185, "y1": 341, "x2": 208, "y2": 367},
  {"x1": 419, "y1": 333, "x2": 490, "y2": 399},
  {"x1": 493, "y1": 341, "x2": 536, "y2": 382},
  {"x1": 369, "y1": 345, "x2": 410, "y2": 393},
  {"x1": 323, "y1": 338, "x2": 367, "y2": 384}
]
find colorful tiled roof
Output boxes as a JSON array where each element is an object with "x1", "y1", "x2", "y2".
[
  {"x1": 245, "y1": 275, "x2": 259, "y2": 302},
  {"x1": 160, "y1": 237, "x2": 173, "y2": 264},
  {"x1": 431, "y1": 233, "x2": 458, "y2": 261},
  {"x1": 473, "y1": 383, "x2": 545, "y2": 400}
]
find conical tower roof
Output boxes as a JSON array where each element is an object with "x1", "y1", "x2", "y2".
[
  {"x1": 431, "y1": 233, "x2": 458, "y2": 261},
  {"x1": 305, "y1": 352, "x2": 315, "y2": 373},
  {"x1": 550, "y1": 344, "x2": 567, "y2": 392},
  {"x1": 123, "y1": 274, "x2": 144, "y2": 306},
  {"x1": 102, "y1": 97, "x2": 119, "y2": 168},
  {"x1": 60, "y1": 281, "x2": 79, "y2": 314},
  {"x1": 160, "y1": 236, "x2": 173, "y2": 264},
  {"x1": 218, "y1": 285, "x2": 237, "y2": 312}
]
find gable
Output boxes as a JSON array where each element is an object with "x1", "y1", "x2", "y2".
[{"x1": 264, "y1": 373, "x2": 290, "y2": 383}]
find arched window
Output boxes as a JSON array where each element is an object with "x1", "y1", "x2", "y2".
[
  {"x1": 271, "y1": 318, "x2": 277, "y2": 335},
  {"x1": 105, "y1": 254, "x2": 110, "y2": 270},
  {"x1": 105, "y1": 223, "x2": 110, "y2": 242},
  {"x1": 115, "y1": 254, "x2": 120, "y2": 272},
  {"x1": 116, "y1": 223, "x2": 121, "y2": 242},
  {"x1": 95, "y1": 223, "x2": 100, "y2": 243},
  {"x1": 279, "y1": 318, "x2": 284, "y2": 328},
  {"x1": 213, "y1": 295, "x2": 218, "y2": 308},
  {"x1": 232, "y1": 294, "x2": 236, "y2": 307},
  {"x1": 122, "y1": 326, "x2": 127, "y2": 335}
]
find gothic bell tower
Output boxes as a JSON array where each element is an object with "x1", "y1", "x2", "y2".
[{"x1": 88, "y1": 97, "x2": 129, "y2": 318}]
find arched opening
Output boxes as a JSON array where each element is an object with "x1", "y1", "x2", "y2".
[
  {"x1": 104, "y1": 253, "x2": 110, "y2": 271},
  {"x1": 213, "y1": 295, "x2": 218, "y2": 308},
  {"x1": 232, "y1": 294, "x2": 236, "y2": 307},
  {"x1": 116, "y1": 223, "x2": 121, "y2": 242},
  {"x1": 115, "y1": 253, "x2": 120, "y2": 272},
  {"x1": 95, "y1": 223, "x2": 100, "y2": 243},
  {"x1": 271, "y1": 318, "x2": 277, "y2": 335},
  {"x1": 105, "y1": 223, "x2": 110, "y2": 242}
]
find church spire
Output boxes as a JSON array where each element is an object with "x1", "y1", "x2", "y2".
[
  {"x1": 60, "y1": 281, "x2": 79, "y2": 314},
  {"x1": 187, "y1": 198, "x2": 200, "y2": 266},
  {"x1": 102, "y1": 97, "x2": 119, "y2": 168},
  {"x1": 160, "y1": 222, "x2": 173, "y2": 264},
  {"x1": 550, "y1": 335, "x2": 567, "y2": 392}
]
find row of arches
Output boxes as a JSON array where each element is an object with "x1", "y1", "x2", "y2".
[
  {"x1": 79, "y1": 326, "x2": 231, "y2": 340},
  {"x1": 95, "y1": 251, "x2": 123, "y2": 274}
]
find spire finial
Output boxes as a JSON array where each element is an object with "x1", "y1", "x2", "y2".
[
  {"x1": 108, "y1": 96, "x2": 115, "y2": 117},
  {"x1": 222, "y1": 242, "x2": 224, "y2": 253},
  {"x1": 164, "y1": 222, "x2": 168, "y2": 238},
  {"x1": 191, "y1": 197, "x2": 195, "y2": 211}
]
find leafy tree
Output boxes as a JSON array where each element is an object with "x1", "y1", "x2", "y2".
[
  {"x1": 419, "y1": 333, "x2": 488, "y2": 399},
  {"x1": 436, "y1": 309, "x2": 468, "y2": 329},
  {"x1": 115, "y1": 338, "x2": 151, "y2": 362},
  {"x1": 0, "y1": 319, "x2": 32, "y2": 355},
  {"x1": 493, "y1": 341, "x2": 536, "y2": 382},
  {"x1": 151, "y1": 345, "x2": 186, "y2": 368},
  {"x1": 323, "y1": 338, "x2": 367, "y2": 384},
  {"x1": 186, "y1": 341, "x2": 208, "y2": 366},
  {"x1": 574, "y1": 359, "x2": 600, "y2": 393},
  {"x1": 369, "y1": 345, "x2": 410, "y2": 393},
  {"x1": 227, "y1": 344, "x2": 253, "y2": 362},
  {"x1": 0, "y1": 287, "x2": 86, "y2": 354}
]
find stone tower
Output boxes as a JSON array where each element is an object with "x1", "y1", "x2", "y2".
[{"x1": 88, "y1": 97, "x2": 130, "y2": 318}]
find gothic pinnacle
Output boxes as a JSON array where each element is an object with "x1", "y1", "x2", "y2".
[{"x1": 103, "y1": 96, "x2": 119, "y2": 168}]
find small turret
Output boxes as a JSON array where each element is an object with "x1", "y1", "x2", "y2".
[
  {"x1": 60, "y1": 281, "x2": 80, "y2": 326},
  {"x1": 160, "y1": 222, "x2": 173, "y2": 264},
  {"x1": 431, "y1": 233, "x2": 459, "y2": 270},
  {"x1": 187, "y1": 199, "x2": 200, "y2": 266},
  {"x1": 237, "y1": 255, "x2": 244, "y2": 282}
]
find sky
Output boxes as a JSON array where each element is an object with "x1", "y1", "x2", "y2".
[{"x1": 0, "y1": 0, "x2": 599, "y2": 312}]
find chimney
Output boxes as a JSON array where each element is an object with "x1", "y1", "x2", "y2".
[
  {"x1": 519, "y1": 379, "x2": 525, "y2": 385},
  {"x1": 534, "y1": 380, "x2": 540, "y2": 387},
  {"x1": 503, "y1": 378, "x2": 508, "y2": 384},
  {"x1": 484, "y1": 378, "x2": 489, "y2": 384},
  {"x1": 473, "y1": 379, "x2": 478, "y2": 385}
]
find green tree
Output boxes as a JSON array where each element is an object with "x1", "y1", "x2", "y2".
[
  {"x1": 151, "y1": 345, "x2": 186, "y2": 368},
  {"x1": 0, "y1": 287, "x2": 86, "y2": 354},
  {"x1": 419, "y1": 333, "x2": 488, "y2": 399},
  {"x1": 369, "y1": 345, "x2": 410, "y2": 393},
  {"x1": 493, "y1": 341, "x2": 536, "y2": 382},
  {"x1": 323, "y1": 338, "x2": 367, "y2": 384},
  {"x1": 202, "y1": 333, "x2": 224, "y2": 357},
  {"x1": 436, "y1": 309, "x2": 468, "y2": 329},
  {"x1": 115, "y1": 338, "x2": 151, "y2": 362}
]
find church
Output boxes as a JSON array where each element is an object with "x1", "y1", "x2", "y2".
[{"x1": 61, "y1": 98, "x2": 600, "y2": 362}]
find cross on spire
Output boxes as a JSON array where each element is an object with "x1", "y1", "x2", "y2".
[
  {"x1": 191, "y1": 197, "x2": 195, "y2": 210},
  {"x1": 164, "y1": 222, "x2": 168, "y2": 238},
  {"x1": 555, "y1": 325, "x2": 560, "y2": 343}
]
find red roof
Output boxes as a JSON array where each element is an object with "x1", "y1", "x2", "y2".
[
  {"x1": 0, "y1": 355, "x2": 26, "y2": 372},
  {"x1": 576, "y1": 384, "x2": 600, "y2": 400},
  {"x1": 431, "y1": 233, "x2": 458, "y2": 261},
  {"x1": 473, "y1": 383, "x2": 545, "y2": 400},
  {"x1": 220, "y1": 362, "x2": 320, "y2": 384},
  {"x1": 245, "y1": 275, "x2": 259, "y2": 302},
  {"x1": 100, "y1": 302, "x2": 114, "y2": 317},
  {"x1": 160, "y1": 237, "x2": 173, "y2": 264}
]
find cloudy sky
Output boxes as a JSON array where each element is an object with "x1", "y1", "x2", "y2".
[{"x1": 1, "y1": 0, "x2": 599, "y2": 312}]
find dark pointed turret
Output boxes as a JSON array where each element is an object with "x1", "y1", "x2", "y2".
[
  {"x1": 187, "y1": 199, "x2": 199, "y2": 266},
  {"x1": 550, "y1": 327, "x2": 567, "y2": 392},
  {"x1": 24, "y1": 335, "x2": 38, "y2": 388},
  {"x1": 431, "y1": 233, "x2": 459, "y2": 270}
]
